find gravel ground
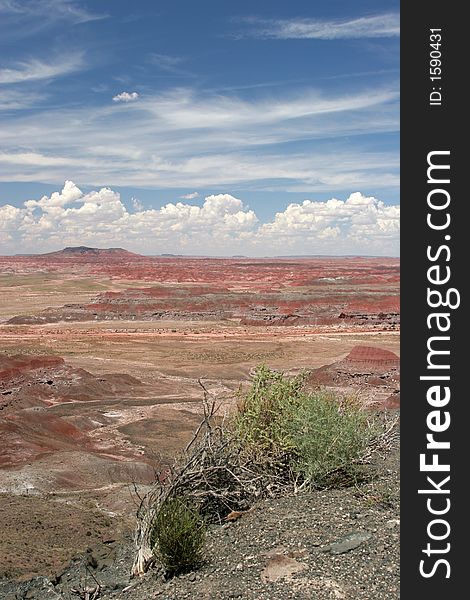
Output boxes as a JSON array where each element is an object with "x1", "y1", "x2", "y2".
[{"x1": 0, "y1": 417, "x2": 399, "y2": 600}]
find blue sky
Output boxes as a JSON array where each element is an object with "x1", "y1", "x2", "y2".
[{"x1": 0, "y1": 0, "x2": 399, "y2": 256}]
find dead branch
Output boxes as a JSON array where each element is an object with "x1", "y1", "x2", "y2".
[
  {"x1": 131, "y1": 386, "x2": 292, "y2": 576},
  {"x1": 132, "y1": 386, "x2": 400, "y2": 576}
]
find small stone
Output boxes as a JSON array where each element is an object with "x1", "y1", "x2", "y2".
[
  {"x1": 386, "y1": 518, "x2": 400, "y2": 529},
  {"x1": 261, "y1": 555, "x2": 307, "y2": 583},
  {"x1": 324, "y1": 532, "x2": 372, "y2": 555}
]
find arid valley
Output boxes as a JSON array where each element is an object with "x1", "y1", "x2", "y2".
[{"x1": 0, "y1": 248, "x2": 400, "y2": 585}]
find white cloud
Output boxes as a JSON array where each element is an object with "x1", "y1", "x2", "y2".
[
  {"x1": 144, "y1": 88, "x2": 397, "y2": 129},
  {"x1": 0, "y1": 89, "x2": 45, "y2": 110},
  {"x1": 0, "y1": 87, "x2": 398, "y2": 191},
  {"x1": 24, "y1": 180, "x2": 83, "y2": 209},
  {"x1": 0, "y1": 53, "x2": 84, "y2": 84},
  {"x1": 0, "y1": 148, "x2": 398, "y2": 194},
  {"x1": 148, "y1": 53, "x2": 189, "y2": 73},
  {"x1": 180, "y1": 192, "x2": 199, "y2": 200},
  {"x1": 0, "y1": 151, "x2": 92, "y2": 167},
  {"x1": 112, "y1": 91, "x2": 140, "y2": 103},
  {"x1": 257, "y1": 192, "x2": 400, "y2": 254},
  {"x1": 0, "y1": 202, "x2": 24, "y2": 242},
  {"x1": 244, "y1": 13, "x2": 400, "y2": 40},
  {"x1": 132, "y1": 197, "x2": 144, "y2": 211},
  {"x1": 0, "y1": 0, "x2": 106, "y2": 27},
  {"x1": 1, "y1": 182, "x2": 399, "y2": 256}
]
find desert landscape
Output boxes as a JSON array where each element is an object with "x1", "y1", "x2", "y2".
[{"x1": 0, "y1": 247, "x2": 399, "y2": 586}]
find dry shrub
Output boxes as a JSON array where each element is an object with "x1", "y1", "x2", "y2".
[
  {"x1": 149, "y1": 497, "x2": 205, "y2": 576},
  {"x1": 133, "y1": 366, "x2": 393, "y2": 576}
]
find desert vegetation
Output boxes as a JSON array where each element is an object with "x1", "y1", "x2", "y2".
[
  {"x1": 149, "y1": 497, "x2": 206, "y2": 576},
  {"x1": 140, "y1": 367, "x2": 393, "y2": 577}
]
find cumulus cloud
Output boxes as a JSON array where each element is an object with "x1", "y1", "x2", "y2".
[
  {"x1": 24, "y1": 180, "x2": 83, "y2": 209},
  {"x1": 260, "y1": 192, "x2": 398, "y2": 233},
  {"x1": 1, "y1": 182, "x2": 399, "y2": 256},
  {"x1": 257, "y1": 192, "x2": 399, "y2": 254},
  {"x1": 180, "y1": 192, "x2": 199, "y2": 200},
  {"x1": 132, "y1": 197, "x2": 144, "y2": 212},
  {"x1": 112, "y1": 91, "x2": 139, "y2": 103},
  {"x1": 0, "y1": 202, "x2": 24, "y2": 243},
  {"x1": 158, "y1": 194, "x2": 258, "y2": 235}
]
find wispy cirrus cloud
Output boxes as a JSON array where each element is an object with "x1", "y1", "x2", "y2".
[
  {"x1": 139, "y1": 87, "x2": 398, "y2": 128},
  {"x1": 147, "y1": 53, "x2": 196, "y2": 79},
  {"x1": 149, "y1": 53, "x2": 185, "y2": 72},
  {"x1": 0, "y1": 0, "x2": 106, "y2": 26},
  {"x1": 0, "y1": 86, "x2": 399, "y2": 190},
  {"x1": 0, "y1": 88, "x2": 45, "y2": 110},
  {"x1": 241, "y1": 13, "x2": 400, "y2": 40},
  {"x1": 0, "y1": 148, "x2": 399, "y2": 193},
  {"x1": 0, "y1": 52, "x2": 85, "y2": 84}
]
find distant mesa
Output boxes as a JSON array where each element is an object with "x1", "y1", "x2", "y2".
[
  {"x1": 61, "y1": 246, "x2": 110, "y2": 255},
  {"x1": 345, "y1": 345, "x2": 399, "y2": 366},
  {"x1": 0, "y1": 354, "x2": 65, "y2": 382},
  {"x1": 41, "y1": 246, "x2": 143, "y2": 258},
  {"x1": 307, "y1": 345, "x2": 400, "y2": 411}
]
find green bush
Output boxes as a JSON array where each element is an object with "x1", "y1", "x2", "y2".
[
  {"x1": 286, "y1": 390, "x2": 372, "y2": 488},
  {"x1": 233, "y1": 365, "x2": 305, "y2": 458},
  {"x1": 150, "y1": 497, "x2": 206, "y2": 575},
  {"x1": 233, "y1": 365, "x2": 373, "y2": 488}
]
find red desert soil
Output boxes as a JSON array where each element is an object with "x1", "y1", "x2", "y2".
[
  {"x1": 4, "y1": 253, "x2": 399, "y2": 329},
  {"x1": 0, "y1": 354, "x2": 158, "y2": 469},
  {"x1": 346, "y1": 345, "x2": 400, "y2": 365},
  {"x1": 0, "y1": 250, "x2": 400, "y2": 582},
  {"x1": 307, "y1": 345, "x2": 400, "y2": 409}
]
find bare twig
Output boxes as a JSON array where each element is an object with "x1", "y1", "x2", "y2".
[
  {"x1": 131, "y1": 387, "x2": 291, "y2": 575},
  {"x1": 132, "y1": 385, "x2": 399, "y2": 576}
]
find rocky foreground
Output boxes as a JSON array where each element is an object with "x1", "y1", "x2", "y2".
[{"x1": 0, "y1": 419, "x2": 399, "y2": 600}]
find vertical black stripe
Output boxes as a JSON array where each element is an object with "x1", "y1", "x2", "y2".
[{"x1": 401, "y1": 3, "x2": 465, "y2": 596}]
